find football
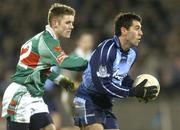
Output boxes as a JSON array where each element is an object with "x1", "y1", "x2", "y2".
[{"x1": 133, "y1": 74, "x2": 160, "y2": 101}]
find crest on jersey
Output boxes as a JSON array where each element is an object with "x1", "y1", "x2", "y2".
[
  {"x1": 54, "y1": 46, "x2": 61, "y2": 52},
  {"x1": 96, "y1": 65, "x2": 110, "y2": 78}
]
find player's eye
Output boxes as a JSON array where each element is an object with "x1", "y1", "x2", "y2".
[
  {"x1": 66, "y1": 21, "x2": 73, "y2": 24},
  {"x1": 135, "y1": 26, "x2": 140, "y2": 30}
]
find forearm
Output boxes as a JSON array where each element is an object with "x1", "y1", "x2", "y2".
[
  {"x1": 99, "y1": 78, "x2": 131, "y2": 98},
  {"x1": 59, "y1": 55, "x2": 88, "y2": 71}
]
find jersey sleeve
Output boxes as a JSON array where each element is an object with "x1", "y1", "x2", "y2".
[
  {"x1": 60, "y1": 55, "x2": 88, "y2": 71},
  {"x1": 121, "y1": 74, "x2": 134, "y2": 88},
  {"x1": 39, "y1": 32, "x2": 88, "y2": 71}
]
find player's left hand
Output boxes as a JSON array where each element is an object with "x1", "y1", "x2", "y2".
[
  {"x1": 58, "y1": 76, "x2": 75, "y2": 92},
  {"x1": 129, "y1": 79, "x2": 158, "y2": 100},
  {"x1": 138, "y1": 91, "x2": 157, "y2": 103}
]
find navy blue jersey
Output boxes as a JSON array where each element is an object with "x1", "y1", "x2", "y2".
[{"x1": 76, "y1": 35, "x2": 137, "y2": 102}]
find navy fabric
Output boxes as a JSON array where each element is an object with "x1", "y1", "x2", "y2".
[
  {"x1": 74, "y1": 95, "x2": 119, "y2": 129},
  {"x1": 29, "y1": 112, "x2": 53, "y2": 130},
  {"x1": 6, "y1": 112, "x2": 53, "y2": 130},
  {"x1": 7, "y1": 118, "x2": 29, "y2": 130},
  {"x1": 74, "y1": 35, "x2": 137, "y2": 128},
  {"x1": 76, "y1": 35, "x2": 137, "y2": 100}
]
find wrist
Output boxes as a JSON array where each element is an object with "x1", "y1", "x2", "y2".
[
  {"x1": 129, "y1": 87, "x2": 135, "y2": 97},
  {"x1": 129, "y1": 87, "x2": 144, "y2": 98},
  {"x1": 54, "y1": 74, "x2": 65, "y2": 85}
]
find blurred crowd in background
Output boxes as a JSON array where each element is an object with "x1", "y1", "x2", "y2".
[{"x1": 0, "y1": 0, "x2": 179, "y2": 130}]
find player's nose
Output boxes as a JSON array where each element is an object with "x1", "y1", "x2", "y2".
[{"x1": 139, "y1": 30, "x2": 143, "y2": 36}]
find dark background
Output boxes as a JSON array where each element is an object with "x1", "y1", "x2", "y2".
[{"x1": 0, "y1": 0, "x2": 180, "y2": 130}]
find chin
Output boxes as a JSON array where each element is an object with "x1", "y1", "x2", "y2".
[
  {"x1": 63, "y1": 35, "x2": 71, "y2": 38},
  {"x1": 66, "y1": 35, "x2": 70, "y2": 38},
  {"x1": 132, "y1": 42, "x2": 138, "y2": 47},
  {"x1": 136, "y1": 40, "x2": 141, "y2": 46},
  {"x1": 66, "y1": 33, "x2": 71, "y2": 38}
]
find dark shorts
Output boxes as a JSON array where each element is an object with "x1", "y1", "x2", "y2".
[
  {"x1": 73, "y1": 96, "x2": 119, "y2": 129},
  {"x1": 7, "y1": 112, "x2": 53, "y2": 130}
]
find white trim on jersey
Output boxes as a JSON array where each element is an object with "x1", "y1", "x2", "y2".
[
  {"x1": 101, "y1": 81, "x2": 124, "y2": 98},
  {"x1": 106, "y1": 42, "x2": 115, "y2": 61},
  {"x1": 100, "y1": 39, "x2": 111, "y2": 62},
  {"x1": 40, "y1": 36, "x2": 60, "y2": 65},
  {"x1": 45, "y1": 25, "x2": 58, "y2": 40},
  {"x1": 111, "y1": 82, "x2": 129, "y2": 91}
]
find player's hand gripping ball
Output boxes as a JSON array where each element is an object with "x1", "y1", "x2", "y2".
[{"x1": 133, "y1": 74, "x2": 160, "y2": 102}]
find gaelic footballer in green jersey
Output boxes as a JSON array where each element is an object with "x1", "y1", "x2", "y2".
[
  {"x1": 11, "y1": 25, "x2": 87, "y2": 97},
  {"x1": 2, "y1": 3, "x2": 87, "y2": 130}
]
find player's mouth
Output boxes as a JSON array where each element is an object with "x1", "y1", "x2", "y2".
[
  {"x1": 137, "y1": 38, "x2": 141, "y2": 41},
  {"x1": 67, "y1": 30, "x2": 72, "y2": 33}
]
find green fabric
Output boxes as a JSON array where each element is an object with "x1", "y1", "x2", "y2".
[
  {"x1": 47, "y1": 71, "x2": 59, "y2": 81},
  {"x1": 60, "y1": 55, "x2": 88, "y2": 71},
  {"x1": 11, "y1": 29, "x2": 88, "y2": 97}
]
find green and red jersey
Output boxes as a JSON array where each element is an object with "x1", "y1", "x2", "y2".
[{"x1": 11, "y1": 25, "x2": 88, "y2": 97}]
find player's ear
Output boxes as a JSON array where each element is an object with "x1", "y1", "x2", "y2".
[
  {"x1": 120, "y1": 27, "x2": 128, "y2": 35},
  {"x1": 51, "y1": 17, "x2": 59, "y2": 28}
]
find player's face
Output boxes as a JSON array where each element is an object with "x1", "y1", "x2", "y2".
[
  {"x1": 126, "y1": 20, "x2": 143, "y2": 47},
  {"x1": 56, "y1": 15, "x2": 75, "y2": 38}
]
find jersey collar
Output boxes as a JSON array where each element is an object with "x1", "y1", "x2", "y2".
[
  {"x1": 113, "y1": 35, "x2": 129, "y2": 54},
  {"x1": 45, "y1": 25, "x2": 58, "y2": 40},
  {"x1": 113, "y1": 35, "x2": 121, "y2": 48}
]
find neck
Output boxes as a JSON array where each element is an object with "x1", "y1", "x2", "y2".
[
  {"x1": 119, "y1": 36, "x2": 130, "y2": 51},
  {"x1": 46, "y1": 25, "x2": 58, "y2": 40}
]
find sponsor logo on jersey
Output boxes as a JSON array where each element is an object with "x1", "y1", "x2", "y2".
[
  {"x1": 112, "y1": 70, "x2": 127, "y2": 81},
  {"x1": 56, "y1": 51, "x2": 68, "y2": 63}
]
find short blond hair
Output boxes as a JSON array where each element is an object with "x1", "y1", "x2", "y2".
[{"x1": 48, "y1": 3, "x2": 75, "y2": 25}]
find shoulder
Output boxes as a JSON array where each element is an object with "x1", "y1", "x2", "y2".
[
  {"x1": 40, "y1": 31, "x2": 59, "y2": 47},
  {"x1": 98, "y1": 38, "x2": 115, "y2": 48},
  {"x1": 97, "y1": 38, "x2": 117, "y2": 63},
  {"x1": 96, "y1": 38, "x2": 117, "y2": 54}
]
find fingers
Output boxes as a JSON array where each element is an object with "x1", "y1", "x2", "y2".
[
  {"x1": 137, "y1": 79, "x2": 148, "y2": 87},
  {"x1": 144, "y1": 97, "x2": 149, "y2": 103},
  {"x1": 138, "y1": 85, "x2": 159, "y2": 103},
  {"x1": 149, "y1": 89, "x2": 158, "y2": 94},
  {"x1": 147, "y1": 86, "x2": 158, "y2": 94},
  {"x1": 145, "y1": 87, "x2": 158, "y2": 99},
  {"x1": 59, "y1": 78, "x2": 75, "y2": 91},
  {"x1": 148, "y1": 94, "x2": 156, "y2": 99},
  {"x1": 138, "y1": 97, "x2": 149, "y2": 103},
  {"x1": 147, "y1": 85, "x2": 157, "y2": 89}
]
